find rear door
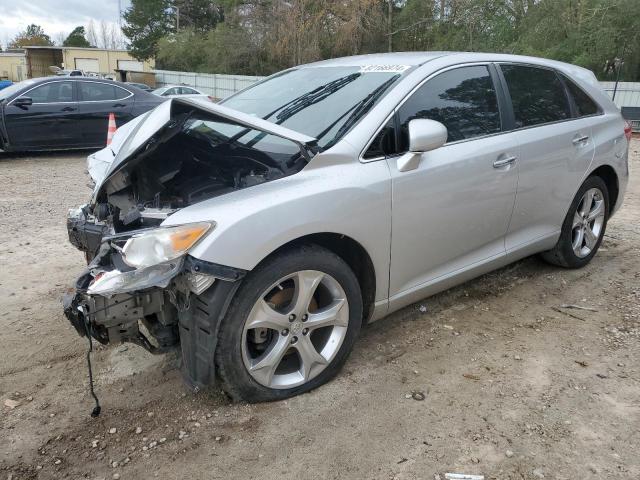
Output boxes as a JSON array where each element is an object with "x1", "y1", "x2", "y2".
[
  {"x1": 76, "y1": 81, "x2": 134, "y2": 147},
  {"x1": 3, "y1": 80, "x2": 79, "y2": 149},
  {"x1": 499, "y1": 64, "x2": 595, "y2": 251}
]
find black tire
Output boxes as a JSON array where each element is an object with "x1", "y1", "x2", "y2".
[
  {"x1": 215, "y1": 244, "x2": 363, "y2": 402},
  {"x1": 541, "y1": 176, "x2": 609, "y2": 268}
]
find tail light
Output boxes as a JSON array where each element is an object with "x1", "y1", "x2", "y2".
[{"x1": 624, "y1": 120, "x2": 633, "y2": 142}]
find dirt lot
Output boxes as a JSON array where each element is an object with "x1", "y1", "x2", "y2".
[{"x1": 1, "y1": 140, "x2": 639, "y2": 480}]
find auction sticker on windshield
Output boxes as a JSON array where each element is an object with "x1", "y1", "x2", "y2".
[{"x1": 359, "y1": 65, "x2": 410, "y2": 73}]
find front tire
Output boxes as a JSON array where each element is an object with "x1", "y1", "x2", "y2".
[
  {"x1": 541, "y1": 176, "x2": 609, "y2": 268},
  {"x1": 215, "y1": 244, "x2": 363, "y2": 402}
]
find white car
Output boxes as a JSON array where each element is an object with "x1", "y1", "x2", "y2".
[{"x1": 151, "y1": 85, "x2": 212, "y2": 101}]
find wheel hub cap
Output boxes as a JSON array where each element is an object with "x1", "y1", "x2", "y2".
[
  {"x1": 571, "y1": 187, "x2": 605, "y2": 258},
  {"x1": 241, "y1": 270, "x2": 349, "y2": 389}
]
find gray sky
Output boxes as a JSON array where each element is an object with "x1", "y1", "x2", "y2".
[{"x1": 0, "y1": 0, "x2": 130, "y2": 47}]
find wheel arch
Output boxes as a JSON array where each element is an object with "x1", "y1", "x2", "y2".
[
  {"x1": 255, "y1": 232, "x2": 377, "y2": 322},
  {"x1": 588, "y1": 164, "x2": 619, "y2": 212}
]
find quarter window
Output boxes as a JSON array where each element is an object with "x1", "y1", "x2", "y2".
[
  {"x1": 398, "y1": 65, "x2": 501, "y2": 149},
  {"x1": 79, "y1": 82, "x2": 129, "y2": 101},
  {"x1": 363, "y1": 118, "x2": 396, "y2": 159},
  {"x1": 27, "y1": 82, "x2": 74, "y2": 103},
  {"x1": 562, "y1": 75, "x2": 600, "y2": 117},
  {"x1": 500, "y1": 65, "x2": 571, "y2": 127}
]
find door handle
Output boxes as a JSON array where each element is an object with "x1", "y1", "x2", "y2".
[
  {"x1": 493, "y1": 155, "x2": 517, "y2": 168},
  {"x1": 113, "y1": 103, "x2": 126, "y2": 108},
  {"x1": 572, "y1": 135, "x2": 589, "y2": 145},
  {"x1": 61, "y1": 106, "x2": 76, "y2": 112}
]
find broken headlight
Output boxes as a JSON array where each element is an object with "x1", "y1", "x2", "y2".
[
  {"x1": 122, "y1": 222, "x2": 213, "y2": 268},
  {"x1": 87, "y1": 260, "x2": 184, "y2": 296}
]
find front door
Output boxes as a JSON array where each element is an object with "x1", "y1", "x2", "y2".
[
  {"x1": 4, "y1": 80, "x2": 79, "y2": 149},
  {"x1": 387, "y1": 65, "x2": 519, "y2": 299}
]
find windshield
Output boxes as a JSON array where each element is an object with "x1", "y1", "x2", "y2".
[
  {"x1": 221, "y1": 66, "x2": 405, "y2": 149},
  {"x1": 0, "y1": 79, "x2": 35, "y2": 102},
  {"x1": 151, "y1": 87, "x2": 167, "y2": 95}
]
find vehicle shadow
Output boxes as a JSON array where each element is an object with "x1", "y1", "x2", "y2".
[{"x1": 0, "y1": 149, "x2": 97, "y2": 163}]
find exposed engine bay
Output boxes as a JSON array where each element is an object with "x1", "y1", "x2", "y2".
[
  {"x1": 63, "y1": 100, "x2": 318, "y2": 396},
  {"x1": 69, "y1": 104, "x2": 312, "y2": 260}
]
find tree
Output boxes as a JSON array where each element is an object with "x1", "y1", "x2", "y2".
[
  {"x1": 173, "y1": 0, "x2": 224, "y2": 33},
  {"x1": 9, "y1": 24, "x2": 53, "y2": 48},
  {"x1": 150, "y1": 0, "x2": 640, "y2": 81},
  {"x1": 122, "y1": 0, "x2": 174, "y2": 60},
  {"x1": 63, "y1": 26, "x2": 92, "y2": 47}
]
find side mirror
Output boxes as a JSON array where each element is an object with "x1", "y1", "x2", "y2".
[
  {"x1": 13, "y1": 97, "x2": 33, "y2": 108},
  {"x1": 397, "y1": 119, "x2": 447, "y2": 172},
  {"x1": 408, "y1": 119, "x2": 447, "y2": 152}
]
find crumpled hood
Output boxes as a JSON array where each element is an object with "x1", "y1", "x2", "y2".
[
  {"x1": 87, "y1": 114, "x2": 147, "y2": 186},
  {"x1": 89, "y1": 97, "x2": 318, "y2": 200}
]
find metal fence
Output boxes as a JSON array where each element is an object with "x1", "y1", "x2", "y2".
[
  {"x1": 600, "y1": 81, "x2": 640, "y2": 108},
  {"x1": 153, "y1": 70, "x2": 265, "y2": 99}
]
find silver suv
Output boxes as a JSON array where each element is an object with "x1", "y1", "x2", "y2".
[{"x1": 64, "y1": 52, "x2": 630, "y2": 402}]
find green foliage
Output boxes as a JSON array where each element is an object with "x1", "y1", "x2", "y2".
[
  {"x1": 173, "y1": 0, "x2": 224, "y2": 33},
  {"x1": 9, "y1": 24, "x2": 54, "y2": 48},
  {"x1": 156, "y1": 29, "x2": 209, "y2": 71},
  {"x1": 122, "y1": 0, "x2": 174, "y2": 60},
  {"x1": 63, "y1": 26, "x2": 92, "y2": 48},
  {"x1": 130, "y1": 0, "x2": 640, "y2": 80}
]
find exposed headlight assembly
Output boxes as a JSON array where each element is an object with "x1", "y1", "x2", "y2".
[
  {"x1": 87, "y1": 260, "x2": 184, "y2": 296},
  {"x1": 122, "y1": 222, "x2": 213, "y2": 268}
]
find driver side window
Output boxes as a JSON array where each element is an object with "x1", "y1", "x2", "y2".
[{"x1": 397, "y1": 65, "x2": 501, "y2": 150}]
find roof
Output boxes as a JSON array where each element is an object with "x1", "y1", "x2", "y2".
[
  {"x1": 22, "y1": 46, "x2": 131, "y2": 53},
  {"x1": 304, "y1": 52, "x2": 452, "y2": 68},
  {"x1": 302, "y1": 51, "x2": 599, "y2": 88},
  {"x1": 15, "y1": 76, "x2": 128, "y2": 86}
]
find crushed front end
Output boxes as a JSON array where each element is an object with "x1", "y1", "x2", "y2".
[
  {"x1": 62, "y1": 98, "x2": 316, "y2": 393},
  {"x1": 62, "y1": 227, "x2": 246, "y2": 386}
]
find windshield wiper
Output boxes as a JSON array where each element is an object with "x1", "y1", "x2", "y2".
[
  {"x1": 272, "y1": 73, "x2": 360, "y2": 124},
  {"x1": 237, "y1": 73, "x2": 361, "y2": 150},
  {"x1": 318, "y1": 75, "x2": 400, "y2": 146}
]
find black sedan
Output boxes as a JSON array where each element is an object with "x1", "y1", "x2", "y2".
[{"x1": 0, "y1": 77, "x2": 164, "y2": 152}]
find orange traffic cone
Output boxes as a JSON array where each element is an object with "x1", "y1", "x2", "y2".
[{"x1": 106, "y1": 113, "x2": 117, "y2": 146}]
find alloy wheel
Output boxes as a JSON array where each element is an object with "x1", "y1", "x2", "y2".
[
  {"x1": 571, "y1": 187, "x2": 605, "y2": 258},
  {"x1": 241, "y1": 270, "x2": 349, "y2": 389}
]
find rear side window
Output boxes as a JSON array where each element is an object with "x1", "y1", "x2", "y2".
[
  {"x1": 500, "y1": 65, "x2": 571, "y2": 127},
  {"x1": 398, "y1": 65, "x2": 501, "y2": 147},
  {"x1": 79, "y1": 82, "x2": 129, "y2": 101},
  {"x1": 562, "y1": 75, "x2": 600, "y2": 117},
  {"x1": 27, "y1": 81, "x2": 74, "y2": 103}
]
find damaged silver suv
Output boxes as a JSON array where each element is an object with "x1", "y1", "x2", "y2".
[{"x1": 64, "y1": 52, "x2": 629, "y2": 403}]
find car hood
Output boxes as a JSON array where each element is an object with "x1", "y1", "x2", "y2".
[
  {"x1": 91, "y1": 97, "x2": 318, "y2": 197},
  {"x1": 110, "y1": 98, "x2": 316, "y2": 174}
]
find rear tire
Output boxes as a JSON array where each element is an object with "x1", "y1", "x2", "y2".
[
  {"x1": 215, "y1": 244, "x2": 363, "y2": 402},
  {"x1": 541, "y1": 176, "x2": 609, "y2": 268}
]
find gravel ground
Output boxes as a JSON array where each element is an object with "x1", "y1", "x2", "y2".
[{"x1": 1, "y1": 140, "x2": 639, "y2": 480}]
